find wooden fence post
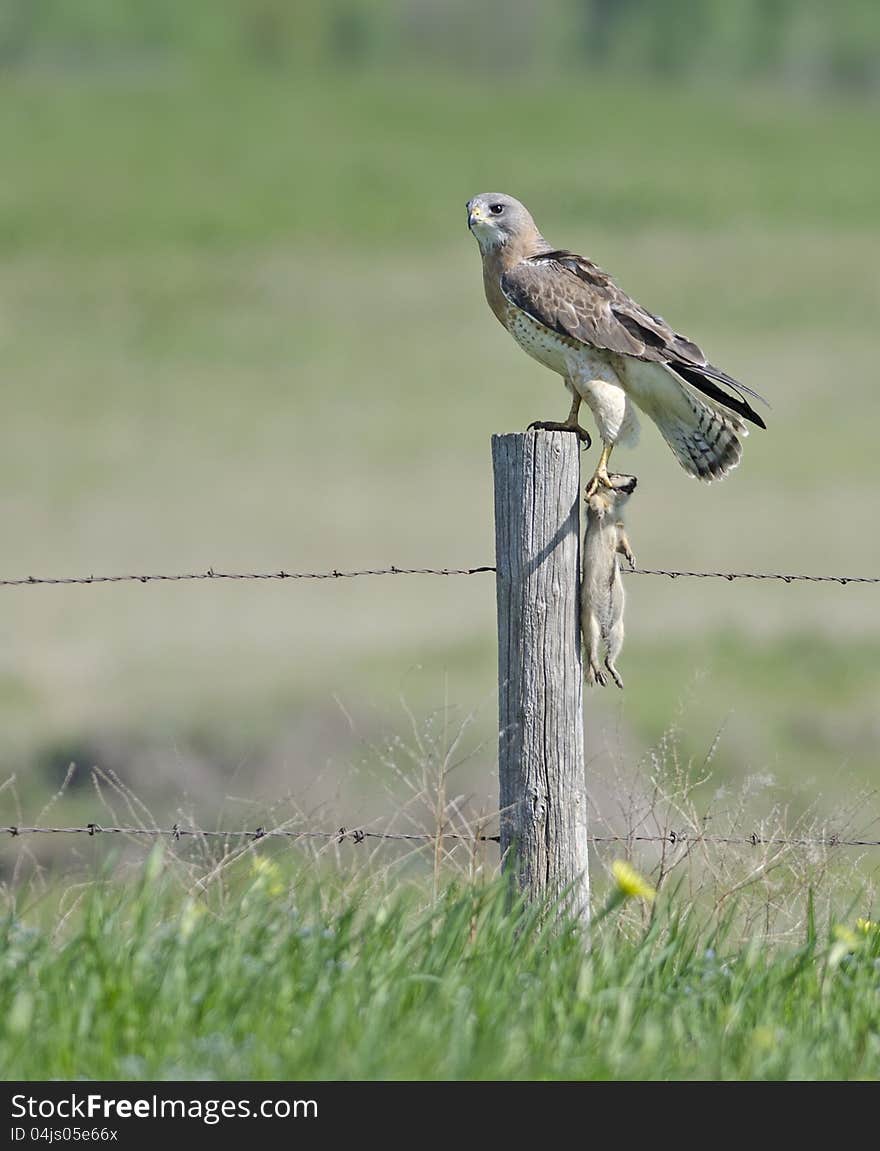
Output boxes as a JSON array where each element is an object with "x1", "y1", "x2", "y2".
[{"x1": 491, "y1": 430, "x2": 589, "y2": 925}]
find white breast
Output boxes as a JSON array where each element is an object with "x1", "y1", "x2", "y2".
[
  {"x1": 506, "y1": 308, "x2": 574, "y2": 376},
  {"x1": 505, "y1": 306, "x2": 637, "y2": 445}
]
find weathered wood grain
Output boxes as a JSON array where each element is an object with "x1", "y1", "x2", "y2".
[{"x1": 491, "y1": 430, "x2": 589, "y2": 925}]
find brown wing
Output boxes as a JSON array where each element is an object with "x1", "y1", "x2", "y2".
[{"x1": 501, "y1": 249, "x2": 768, "y2": 429}]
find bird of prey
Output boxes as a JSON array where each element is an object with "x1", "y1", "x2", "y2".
[{"x1": 466, "y1": 192, "x2": 767, "y2": 491}]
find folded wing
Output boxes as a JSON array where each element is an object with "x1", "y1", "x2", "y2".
[{"x1": 500, "y1": 249, "x2": 768, "y2": 430}]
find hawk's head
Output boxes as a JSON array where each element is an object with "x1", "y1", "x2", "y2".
[{"x1": 466, "y1": 193, "x2": 540, "y2": 254}]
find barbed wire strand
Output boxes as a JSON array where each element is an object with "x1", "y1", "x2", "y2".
[
  {"x1": 0, "y1": 565, "x2": 878, "y2": 588},
  {"x1": 4, "y1": 823, "x2": 880, "y2": 849}
]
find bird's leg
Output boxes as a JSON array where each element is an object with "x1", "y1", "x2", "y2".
[
  {"x1": 584, "y1": 441, "x2": 614, "y2": 497},
  {"x1": 528, "y1": 393, "x2": 592, "y2": 447}
]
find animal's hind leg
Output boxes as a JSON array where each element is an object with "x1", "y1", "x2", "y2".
[
  {"x1": 583, "y1": 609, "x2": 606, "y2": 687},
  {"x1": 604, "y1": 616, "x2": 625, "y2": 689}
]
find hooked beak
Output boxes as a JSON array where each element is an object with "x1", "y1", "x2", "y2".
[{"x1": 467, "y1": 202, "x2": 485, "y2": 231}]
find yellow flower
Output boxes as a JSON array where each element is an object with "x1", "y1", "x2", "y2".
[
  {"x1": 829, "y1": 924, "x2": 863, "y2": 968},
  {"x1": 856, "y1": 918, "x2": 879, "y2": 935},
  {"x1": 249, "y1": 855, "x2": 285, "y2": 897},
  {"x1": 832, "y1": 924, "x2": 860, "y2": 948},
  {"x1": 611, "y1": 859, "x2": 656, "y2": 903}
]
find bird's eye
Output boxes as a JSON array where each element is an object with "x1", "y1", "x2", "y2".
[{"x1": 489, "y1": 203, "x2": 504, "y2": 215}]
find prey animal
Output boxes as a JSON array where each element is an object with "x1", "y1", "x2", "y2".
[
  {"x1": 581, "y1": 474, "x2": 637, "y2": 689},
  {"x1": 466, "y1": 193, "x2": 768, "y2": 494}
]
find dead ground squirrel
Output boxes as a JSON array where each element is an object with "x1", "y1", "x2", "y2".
[{"x1": 581, "y1": 474, "x2": 637, "y2": 689}]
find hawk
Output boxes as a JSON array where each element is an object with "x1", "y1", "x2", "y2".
[{"x1": 467, "y1": 192, "x2": 767, "y2": 491}]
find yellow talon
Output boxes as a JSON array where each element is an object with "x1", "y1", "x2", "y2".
[{"x1": 585, "y1": 442, "x2": 614, "y2": 497}]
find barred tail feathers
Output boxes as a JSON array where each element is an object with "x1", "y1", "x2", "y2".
[
  {"x1": 653, "y1": 392, "x2": 745, "y2": 481},
  {"x1": 622, "y1": 360, "x2": 747, "y2": 482}
]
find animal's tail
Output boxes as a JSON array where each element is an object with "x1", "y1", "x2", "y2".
[{"x1": 653, "y1": 388, "x2": 745, "y2": 481}]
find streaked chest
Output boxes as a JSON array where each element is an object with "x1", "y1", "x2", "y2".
[{"x1": 505, "y1": 306, "x2": 580, "y2": 376}]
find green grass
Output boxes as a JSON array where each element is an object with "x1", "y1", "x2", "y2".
[
  {"x1": 1, "y1": 71, "x2": 879, "y2": 255},
  {"x1": 619, "y1": 633, "x2": 880, "y2": 798},
  {"x1": 3, "y1": 853, "x2": 879, "y2": 1080}
]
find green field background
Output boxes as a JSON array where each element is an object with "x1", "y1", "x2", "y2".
[{"x1": 1, "y1": 1, "x2": 879, "y2": 847}]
